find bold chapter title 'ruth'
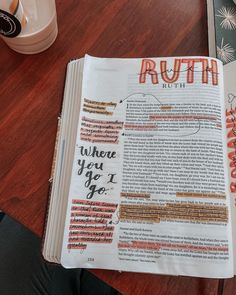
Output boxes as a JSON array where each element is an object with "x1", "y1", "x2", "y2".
[{"x1": 139, "y1": 58, "x2": 219, "y2": 86}]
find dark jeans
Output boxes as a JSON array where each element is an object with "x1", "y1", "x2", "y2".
[{"x1": 0, "y1": 214, "x2": 121, "y2": 295}]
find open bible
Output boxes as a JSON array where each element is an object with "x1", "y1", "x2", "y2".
[{"x1": 43, "y1": 55, "x2": 236, "y2": 278}]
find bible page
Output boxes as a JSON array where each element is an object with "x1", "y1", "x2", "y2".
[
  {"x1": 61, "y1": 55, "x2": 233, "y2": 278},
  {"x1": 224, "y1": 60, "x2": 236, "y2": 273}
]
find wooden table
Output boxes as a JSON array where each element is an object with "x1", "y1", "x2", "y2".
[{"x1": 0, "y1": 0, "x2": 234, "y2": 294}]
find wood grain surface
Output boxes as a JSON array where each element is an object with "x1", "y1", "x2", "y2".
[{"x1": 0, "y1": 0, "x2": 230, "y2": 294}]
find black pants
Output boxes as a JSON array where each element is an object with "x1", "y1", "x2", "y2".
[{"x1": 0, "y1": 214, "x2": 121, "y2": 295}]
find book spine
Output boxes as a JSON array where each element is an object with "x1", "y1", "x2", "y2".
[
  {"x1": 49, "y1": 116, "x2": 62, "y2": 183},
  {"x1": 41, "y1": 115, "x2": 62, "y2": 260}
]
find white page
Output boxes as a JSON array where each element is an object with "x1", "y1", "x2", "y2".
[
  {"x1": 224, "y1": 60, "x2": 236, "y2": 273},
  {"x1": 61, "y1": 55, "x2": 233, "y2": 278}
]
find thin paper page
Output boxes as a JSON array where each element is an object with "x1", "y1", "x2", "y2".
[
  {"x1": 224, "y1": 60, "x2": 236, "y2": 273},
  {"x1": 61, "y1": 55, "x2": 233, "y2": 278}
]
